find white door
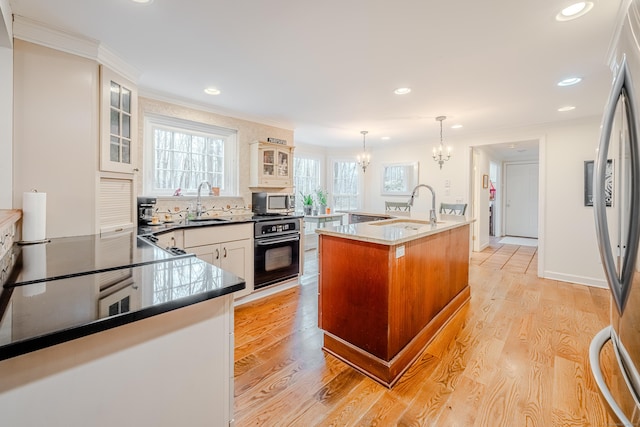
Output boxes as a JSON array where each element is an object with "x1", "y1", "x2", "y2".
[{"x1": 505, "y1": 162, "x2": 538, "y2": 238}]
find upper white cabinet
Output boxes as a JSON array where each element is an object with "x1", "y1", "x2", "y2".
[
  {"x1": 100, "y1": 65, "x2": 138, "y2": 174},
  {"x1": 250, "y1": 141, "x2": 294, "y2": 188}
]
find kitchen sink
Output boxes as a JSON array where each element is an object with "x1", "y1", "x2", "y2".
[{"x1": 370, "y1": 218, "x2": 443, "y2": 227}]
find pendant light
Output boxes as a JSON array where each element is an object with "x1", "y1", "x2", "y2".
[
  {"x1": 357, "y1": 131, "x2": 370, "y2": 173},
  {"x1": 432, "y1": 116, "x2": 451, "y2": 169}
]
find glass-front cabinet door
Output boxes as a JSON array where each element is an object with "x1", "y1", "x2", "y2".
[
  {"x1": 100, "y1": 66, "x2": 138, "y2": 174},
  {"x1": 277, "y1": 149, "x2": 289, "y2": 178},
  {"x1": 262, "y1": 148, "x2": 276, "y2": 177},
  {"x1": 250, "y1": 141, "x2": 293, "y2": 187}
]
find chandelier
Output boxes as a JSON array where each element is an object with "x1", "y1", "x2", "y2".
[
  {"x1": 356, "y1": 130, "x2": 370, "y2": 173},
  {"x1": 432, "y1": 116, "x2": 451, "y2": 169}
]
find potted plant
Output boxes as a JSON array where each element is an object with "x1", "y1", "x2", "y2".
[
  {"x1": 316, "y1": 188, "x2": 328, "y2": 214},
  {"x1": 300, "y1": 192, "x2": 314, "y2": 215}
]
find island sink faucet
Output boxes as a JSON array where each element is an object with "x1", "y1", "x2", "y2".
[
  {"x1": 407, "y1": 184, "x2": 437, "y2": 226},
  {"x1": 196, "y1": 181, "x2": 211, "y2": 219}
]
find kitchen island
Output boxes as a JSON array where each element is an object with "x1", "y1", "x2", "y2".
[{"x1": 316, "y1": 215, "x2": 472, "y2": 387}]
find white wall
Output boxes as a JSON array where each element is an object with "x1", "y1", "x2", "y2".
[
  {"x1": 327, "y1": 116, "x2": 605, "y2": 287},
  {"x1": 361, "y1": 141, "x2": 468, "y2": 214},
  {"x1": 446, "y1": 117, "x2": 604, "y2": 287},
  {"x1": 0, "y1": 45, "x2": 12, "y2": 208},
  {"x1": 13, "y1": 40, "x2": 99, "y2": 237}
]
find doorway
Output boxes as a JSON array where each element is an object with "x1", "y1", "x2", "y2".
[{"x1": 470, "y1": 139, "x2": 541, "y2": 249}]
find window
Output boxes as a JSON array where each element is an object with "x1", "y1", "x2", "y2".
[
  {"x1": 332, "y1": 160, "x2": 360, "y2": 211},
  {"x1": 381, "y1": 162, "x2": 419, "y2": 195},
  {"x1": 144, "y1": 115, "x2": 237, "y2": 196},
  {"x1": 293, "y1": 156, "x2": 321, "y2": 211}
]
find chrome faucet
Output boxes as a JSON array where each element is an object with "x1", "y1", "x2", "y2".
[
  {"x1": 407, "y1": 184, "x2": 437, "y2": 226},
  {"x1": 196, "y1": 181, "x2": 211, "y2": 219}
]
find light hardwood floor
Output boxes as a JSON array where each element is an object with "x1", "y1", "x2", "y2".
[{"x1": 234, "y1": 239, "x2": 615, "y2": 426}]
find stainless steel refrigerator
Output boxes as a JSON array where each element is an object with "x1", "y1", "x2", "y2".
[{"x1": 590, "y1": 0, "x2": 640, "y2": 425}]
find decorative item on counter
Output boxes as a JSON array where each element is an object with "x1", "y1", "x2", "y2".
[
  {"x1": 173, "y1": 188, "x2": 182, "y2": 196},
  {"x1": 211, "y1": 186, "x2": 220, "y2": 196},
  {"x1": 21, "y1": 189, "x2": 49, "y2": 244},
  {"x1": 326, "y1": 207, "x2": 331, "y2": 214},
  {"x1": 316, "y1": 188, "x2": 328, "y2": 214},
  {"x1": 300, "y1": 192, "x2": 314, "y2": 215},
  {"x1": 267, "y1": 137, "x2": 287, "y2": 145}
]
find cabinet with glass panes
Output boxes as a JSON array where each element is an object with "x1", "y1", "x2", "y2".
[
  {"x1": 100, "y1": 66, "x2": 138, "y2": 174},
  {"x1": 249, "y1": 140, "x2": 293, "y2": 187}
]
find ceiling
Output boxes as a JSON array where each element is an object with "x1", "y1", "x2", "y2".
[{"x1": 8, "y1": 0, "x2": 622, "y2": 150}]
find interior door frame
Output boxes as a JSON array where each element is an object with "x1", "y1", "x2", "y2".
[{"x1": 468, "y1": 136, "x2": 546, "y2": 278}]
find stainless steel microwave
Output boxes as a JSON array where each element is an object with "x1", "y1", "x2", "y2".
[{"x1": 252, "y1": 192, "x2": 295, "y2": 215}]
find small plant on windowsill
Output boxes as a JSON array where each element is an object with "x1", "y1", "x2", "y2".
[{"x1": 300, "y1": 192, "x2": 314, "y2": 215}]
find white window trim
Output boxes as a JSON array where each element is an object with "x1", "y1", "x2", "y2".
[
  {"x1": 329, "y1": 157, "x2": 363, "y2": 211},
  {"x1": 143, "y1": 113, "x2": 238, "y2": 197}
]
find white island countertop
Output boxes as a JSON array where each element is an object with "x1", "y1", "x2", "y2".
[{"x1": 315, "y1": 213, "x2": 473, "y2": 245}]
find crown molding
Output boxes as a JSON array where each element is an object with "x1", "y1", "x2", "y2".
[
  {"x1": 139, "y1": 88, "x2": 295, "y2": 132},
  {"x1": 13, "y1": 15, "x2": 139, "y2": 82},
  {"x1": 97, "y1": 44, "x2": 140, "y2": 83}
]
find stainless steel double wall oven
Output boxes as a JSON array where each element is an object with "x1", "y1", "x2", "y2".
[{"x1": 253, "y1": 216, "x2": 301, "y2": 290}]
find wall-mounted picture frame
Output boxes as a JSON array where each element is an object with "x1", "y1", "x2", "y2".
[
  {"x1": 584, "y1": 159, "x2": 613, "y2": 207},
  {"x1": 482, "y1": 174, "x2": 489, "y2": 189}
]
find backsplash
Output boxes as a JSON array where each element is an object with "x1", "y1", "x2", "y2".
[{"x1": 154, "y1": 196, "x2": 252, "y2": 221}]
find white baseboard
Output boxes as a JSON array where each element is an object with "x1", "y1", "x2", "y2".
[{"x1": 543, "y1": 271, "x2": 608, "y2": 289}]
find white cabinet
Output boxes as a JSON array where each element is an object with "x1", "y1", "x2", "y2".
[
  {"x1": 183, "y1": 224, "x2": 253, "y2": 299},
  {"x1": 155, "y1": 230, "x2": 184, "y2": 250},
  {"x1": 250, "y1": 141, "x2": 294, "y2": 188},
  {"x1": 99, "y1": 65, "x2": 138, "y2": 174},
  {"x1": 97, "y1": 66, "x2": 138, "y2": 233}
]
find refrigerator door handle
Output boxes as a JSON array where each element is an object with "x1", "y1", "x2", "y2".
[
  {"x1": 590, "y1": 326, "x2": 634, "y2": 427},
  {"x1": 594, "y1": 55, "x2": 640, "y2": 314}
]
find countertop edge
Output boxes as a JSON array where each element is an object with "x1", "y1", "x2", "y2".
[
  {"x1": 315, "y1": 219, "x2": 473, "y2": 245},
  {"x1": 0, "y1": 210, "x2": 21, "y2": 230},
  {"x1": 0, "y1": 280, "x2": 245, "y2": 362}
]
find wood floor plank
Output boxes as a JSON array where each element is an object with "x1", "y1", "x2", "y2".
[{"x1": 234, "y1": 239, "x2": 616, "y2": 426}]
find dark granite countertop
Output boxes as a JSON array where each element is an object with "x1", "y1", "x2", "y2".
[
  {"x1": 136, "y1": 213, "x2": 304, "y2": 237},
  {"x1": 0, "y1": 229, "x2": 245, "y2": 361}
]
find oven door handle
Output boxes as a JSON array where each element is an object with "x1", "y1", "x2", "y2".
[{"x1": 256, "y1": 235, "x2": 300, "y2": 246}]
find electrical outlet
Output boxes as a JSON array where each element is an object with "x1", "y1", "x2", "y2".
[{"x1": 444, "y1": 179, "x2": 451, "y2": 187}]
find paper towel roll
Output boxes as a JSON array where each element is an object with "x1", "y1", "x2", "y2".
[{"x1": 23, "y1": 191, "x2": 46, "y2": 242}]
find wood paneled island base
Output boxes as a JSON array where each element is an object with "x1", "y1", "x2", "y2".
[{"x1": 318, "y1": 222, "x2": 471, "y2": 388}]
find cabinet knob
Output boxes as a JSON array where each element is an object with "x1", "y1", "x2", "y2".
[{"x1": 133, "y1": 168, "x2": 139, "y2": 172}]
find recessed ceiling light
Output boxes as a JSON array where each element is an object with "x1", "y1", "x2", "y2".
[
  {"x1": 557, "y1": 77, "x2": 582, "y2": 86},
  {"x1": 558, "y1": 105, "x2": 576, "y2": 112},
  {"x1": 556, "y1": 2, "x2": 594, "y2": 21},
  {"x1": 451, "y1": 124, "x2": 463, "y2": 129},
  {"x1": 381, "y1": 136, "x2": 391, "y2": 140},
  {"x1": 131, "y1": 0, "x2": 153, "y2": 3},
  {"x1": 204, "y1": 87, "x2": 221, "y2": 95},
  {"x1": 394, "y1": 87, "x2": 411, "y2": 95}
]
